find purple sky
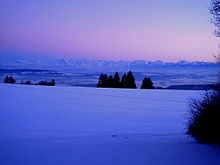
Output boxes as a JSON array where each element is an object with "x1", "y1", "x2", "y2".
[{"x1": 0, "y1": 0, "x2": 219, "y2": 61}]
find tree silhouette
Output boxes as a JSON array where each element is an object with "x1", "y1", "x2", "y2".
[
  {"x1": 97, "y1": 74, "x2": 104, "y2": 87},
  {"x1": 37, "y1": 79, "x2": 56, "y2": 86},
  {"x1": 126, "y1": 71, "x2": 137, "y2": 88},
  {"x1": 120, "y1": 73, "x2": 127, "y2": 88},
  {"x1": 97, "y1": 71, "x2": 137, "y2": 89},
  {"x1": 97, "y1": 74, "x2": 108, "y2": 87},
  {"x1": 25, "y1": 81, "x2": 32, "y2": 85},
  {"x1": 113, "y1": 72, "x2": 120, "y2": 88},
  {"x1": 141, "y1": 77, "x2": 155, "y2": 89},
  {"x1": 4, "y1": 76, "x2": 16, "y2": 84},
  {"x1": 4, "y1": 76, "x2": 9, "y2": 83},
  {"x1": 9, "y1": 76, "x2": 16, "y2": 84},
  {"x1": 102, "y1": 74, "x2": 108, "y2": 87},
  {"x1": 107, "y1": 75, "x2": 114, "y2": 88}
]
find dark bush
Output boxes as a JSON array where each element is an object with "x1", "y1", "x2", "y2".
[
  {"x1": 37, "y1": 79, "x2": 56, "y2": 86},
  {"x1": 24, "y1": 81, "x2": 32, "y2": 85},
  {"x1": 187, "y1": 89, "x2": 220, "y2": 144}
]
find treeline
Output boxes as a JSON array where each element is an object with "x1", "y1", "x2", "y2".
[
  {"x1": 4, "y1": 76, "x2": 56, "y2": 86},
  {"x1": 97, "y1": 71, "x2": 154, "y2": 89}
]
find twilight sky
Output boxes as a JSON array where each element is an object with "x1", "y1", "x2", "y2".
[{"x1": 0, "y1": 0, "x2": 219, "y2": 61}]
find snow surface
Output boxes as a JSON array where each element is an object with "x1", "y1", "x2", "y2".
[{"x1": 0, "y1": 84, "x2": 220, "y2": 165}]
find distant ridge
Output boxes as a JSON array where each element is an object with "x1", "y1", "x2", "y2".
[
  {"x1": 0, "y1": 59, "x2": 217, "y2": 71},
  {"x1": 167, "y1": 84, "x2": 219, "y2": 90}
]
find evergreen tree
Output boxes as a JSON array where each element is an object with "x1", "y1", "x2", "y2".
[
  {"x1": 102, "y1": 74, "x2": 108, "y2": 87},
  {"x1": 107, "y1": 75, "x2": 114, "y2": 88},
  {"x1": 9, "y1": 76, "x2": 16, "y2": 84},
  {"x1": 141, "y1": 77, "x2": 155, "y2": 89},
  {"x1": 120, "y1": 73, "x2": 127, "y2": 88},
  {"x1": 4, "y1": 76, "x2": 16, "y2": 84},
  {"x1": 126, "y1": 71, "x2": 137, "y2": 88},
  {"x1": 97, "y1": 74, "x2": 108, "y2": 87},
  {"x1": 4, "y1": 76, "x2": 9, "y2": 83},
  {"x1": 113, "y1": 72, "x2": 120, "y2": 88},
  {"x1": 97, "y1": 74, "x2": 104, "y2": 87},
  {"x1": 97, "y1": 71, "x2": 137, "y2": 89}
]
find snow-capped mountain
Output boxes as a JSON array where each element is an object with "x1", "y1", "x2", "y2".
[{"x1": 0, "y1": 59, "x2": 217, "y2": 71}]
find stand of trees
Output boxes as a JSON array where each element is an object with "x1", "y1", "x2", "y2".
[
  {"x1": 3, "y1": 76, "x2": 56, "y2": 86},
  {"x1": 97, "y1": 71, "x2": 137, "y2": 88},
  {"x1": 37, "y1": 79, "x2": 56, "y2": 86},
  {"x1": 4, "y1": 76, "x2": 16, "y2": 84},
  {"x1": 21, "y1": 80, "x2": 32, "y2": 85},
  {"x1": 97, "y1": 71, "x2": 155, "y2": 89}
]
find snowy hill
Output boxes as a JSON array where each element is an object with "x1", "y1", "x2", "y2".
[{"x1": 1, "y1": 84, "x2": 220, "y2": 165}]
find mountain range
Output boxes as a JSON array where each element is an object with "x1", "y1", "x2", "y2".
[{"x1": 0, "y1": 59, "x2": 217, "y2": 71}]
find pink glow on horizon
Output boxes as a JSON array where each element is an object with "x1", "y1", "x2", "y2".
[
  {"x1": 1, "y1": 0, "x2": 219, "y2": 62},
  {"x1": 2, "y1": 23, "x2": 219, "y2": 62}
]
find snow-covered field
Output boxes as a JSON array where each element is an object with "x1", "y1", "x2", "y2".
[{"x1": 0, "y1": 84, "x2": 220, "y2": 165}]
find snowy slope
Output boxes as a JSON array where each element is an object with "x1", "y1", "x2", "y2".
[{"x1": 0, "y1": 84, "x2": 220, "y2": 165}]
